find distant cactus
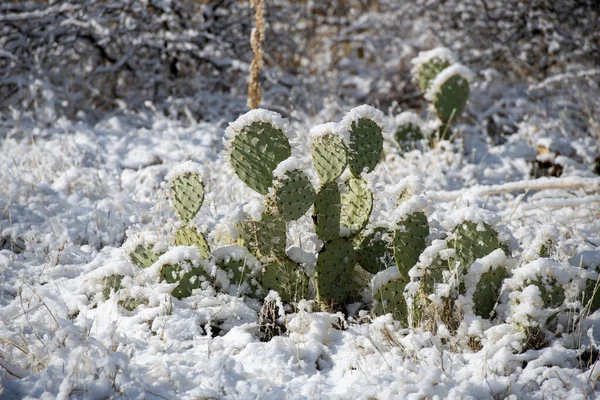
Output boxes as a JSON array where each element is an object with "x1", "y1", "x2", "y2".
[{"x1": 429, "y1": 70, "x2": 470, "y2": 125}]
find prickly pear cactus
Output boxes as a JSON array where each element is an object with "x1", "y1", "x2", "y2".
[
  {"x1": 417, "y1": 58, "x2": 452, "y2": 92},
  {"x1": 169, "y1": 172, "x2": 205, "y2": 224},
  {"x1": 373, "y1": 278, "x2": 408, "y2": 325},
  {"x1": 175, "y1": 227, "x2": 211, "y2": 258},
  {"x1": 261, "y1": 258, "x2": 309, "y2": 304},
  {"x1": 451, "y1": 221, "x2": 505, "y2": 277},
  {"x1": 312, "y1": 133, "x2": 348, "y2": 184},
  {"x1": 340, "y1": 178, "x2": 373, "y2": 237},
  {"x1": 530, "y1": 277, "x2": 565, "y2": 309},
  {"x1": 214, "y1": 246, "x2": 262, "y2": 296},
  {"x1": 346, "y1": 118, "x2": 383, "y2": 176},
  {"x1": 274, "y1": 169, "x2": 316, "y2": 221},
  {"x1": 230, "y1": 121, "x2": 292, "y2": 195},
  {"x1": 315, "y1": 238, "x2": 357, "y2": 306},
  {"x1": 422, "y1": 253, "x2": 449, "y2": 294},
  {"x1": 472, "y1": 266, "x2": 508, "y2": 318},
  {"x1": 357, "y1": 227, "x2": 394, "y2": 274},
  {"x1": 313, "y1": 181, "x2": 342, "y2": 242},
  {"x1": 395, "y1": 122, "x2": 424, "y2": 151},
  {"x1": 102, "y1": 274, "x2": 123, "y2": 299},
  {"x1": 129, "y1": 245, "x2": 161, "y2": 269},
  {"x1": 432, "y1": 74, "x2": 469, "y2": 124},
  {"x1": 393, "y1": 212, "x2": 429, "y2": 277},
  {"x1": 160, "y1": 262, "x2": 211, "y2": 300},
  {"x1": 241, "y1": 208, "x2": 287, "y2": 259}
]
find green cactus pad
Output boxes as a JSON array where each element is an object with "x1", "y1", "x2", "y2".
[
  {"x1": 452, "y1": 221, "x2": 506, "y2": 276},
  {"x1": 241, "y1": 209, "x2": 287, "y2": 259},
  {"x1": 584, "y1": 277, "x2": 600, "y2": 313},
  {"x1": 175, "y1": 227, "x2": 211, "y2": 258},
  {"x1": 393, "y1": 212, "x2": 429, "y2": 279},
  {"x1": 357, "y1": 227, "x2": 394, "y2": 274},
  {"x1": 395, "y1": 123, "x2": 424, "y2": 152},
  {"x1": 261, "y1": 259, "x2": 309, "y2": 304},
  {"x1": 169, "y1": 173, "x2": 205, "y2": 224},
  {"x1": 129, "y1": 245, "x2": 161, "y2": 269},
  {"x1": 373, "y1": 279, "x2": 408, "y2": 325},
  {"x1": 472, "y1": 267, "x2": 507, "y2": 318},
  {"x1": 347, "y1": 118, "x2": 383, "y2": 176},
  {"x1": 313, "y1": 182, "x2": 342, "y2": 242},
  {"x1": 311, "y1": 133, "x2": 348, "y2": 184},
  {"x1": 340, "y1": 178, "x2": 373, "y2": 237},
  {"x1": 417, "y1": 58, "x2": 451, "y2": 92},
  {"x1": 230, "y1": 121, "x2": 292, "y2": 195},
  {"x1": 160, "y1": 262, "x2": 212, "y2": 300},
  {"x1": 315, "y1": 238, "x2": 357, "y2": 306},
  {"x1": 275, "y1": 169, "x2": 316, "y2": 221},
  {"x1": 102, "y1": 274, "x2": 123, "y2": 299},
  {"x1": 422, "y1": 254, "x2": 449, "y2": 294},
  {"x1": 433, "y1": 74, "x2": 470, "y2": 124},
  {"x1": 531, "y1": 278, "x2": 565, "y2": 309}
]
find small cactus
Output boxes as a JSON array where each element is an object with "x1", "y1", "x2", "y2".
[
  {"x1": 372, "y1": 273, "x2": 409, "y2": 325},
  {"x1": 261, "y1": 258, "x2": 309, "y2": 304},
  {"x1": 451, "y1": 221, "x2": 506, "y2": 280},
  {"x1": 472, "y1": 266, "x2": 507, "y2": 318},
  {"x1": 430, "y1": 70, "x2": 470, "y2": 124},
  {"x1": 160, "y1": 261, "x2": 212, "y2": 300},
  {"x1": 342, "y1": 106, "x2": 384, "y2": 177}
]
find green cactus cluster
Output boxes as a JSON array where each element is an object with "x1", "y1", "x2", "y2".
[{"x1": 106, "y1": 102, "x2": 600, "y2": 353}]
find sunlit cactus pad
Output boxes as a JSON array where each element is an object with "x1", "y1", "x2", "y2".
[
  {"x1": 347, "y1": 118, "x2": 383, "y2": 176},
  {"x1": 129, "y1": 244, "x2": 161, "y2": 269},
  {"x1": 315, "y1": 238, "x2": 357, "y2": 306},
  {"x1": 175, "y1": 226, "x2": 211, "y2": 259},
  {"x1": 340, "y1": 177, "x2": 373, "y2": 237},
  {"x1": 274, "y1": 169, "x2": 316, "y2": 221},
  {"x1": 451, "y1": 221, "x2": 505, "y2": 277},
  {"x1": 169, "y1": 172, "x2": 205, "y2": 224},
  {"x1": 311, "y1": 133, "x2": 347, "y2": 184},
  {"x1": 230, "y1": 121, "x2": 292, "y2": 195}
]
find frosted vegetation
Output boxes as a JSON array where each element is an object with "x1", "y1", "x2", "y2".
[{"x1": 1, "y1": 1, "x2": 599, "y2": 399}]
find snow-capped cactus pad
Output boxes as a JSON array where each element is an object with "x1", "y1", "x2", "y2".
[
  {"x1": 426, "y1": 64, "x2": 473, "y2": 124},
  {"x1": 165, "y1": 163, "x2": 206, "y2": 224},
  {"x1": 393, "y1": 212, "x2": 429, "y2": 279},
  {"x1": 411, "y1": 47, "x2": 457, "y2": 92},
  {"x1": 341, "y1": 105, "x2": 385, "y2": 177},
  {"x1": 372, "y1": 266, "x2": 409, "y2": 325},
  {"x1": 226, "y1": 110, "x2": 293, "y2": 195},
  {"x1": 315, "y1": 238, "x2": 357, "y2": 306},
  {"x1": 174, "y1": 226, "x2": 211, "y2": 259},
  {"x1": 310, "y1": 125, "x2": 348, "y2": 184},
  {"x1": 274, "y1": 169, "x2": 316, "y2": 222},
  {"x1": 467, "y1": 249, "x2": 510, "y2": 319}
]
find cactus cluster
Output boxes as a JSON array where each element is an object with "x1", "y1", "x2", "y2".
[
  {"x1": 105, "y1": 98, "x2": 600, "y2": 352},
  {"x1": 394, "y1": 48, "x2": 473, "y2": 151}
]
